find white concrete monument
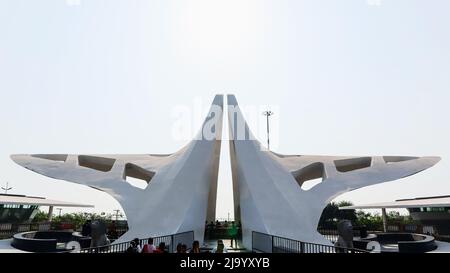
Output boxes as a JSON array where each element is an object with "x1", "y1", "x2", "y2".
[
  {"x1": 226, "y1": 94, "x2": 440, "y2": 248},
  {"x1": 11, "y1": 95, "x2": 224, "y2": 244},
  {"x1": 11, "y1": 94, "x2": 440, "y2": 249}
]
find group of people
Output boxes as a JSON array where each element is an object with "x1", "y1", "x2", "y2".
[
  {"x1": 127, "y1": 238, "x2": 166, "y2": 253},
  {"x1": 206, "y1": 220, "x2": 241, "y2": 229},
  {"x1": 126, "y1": 238, "x2": 202, "y2": 253},
  {"x1": 126, "y1": 239, "x2": 228, "y2": 253},
  {"x1": 81, "y1": 220, "x2": 121, "y2": 240},
  {"x1": 205, "y1": 221, "x2": 240, "y2": 248}
]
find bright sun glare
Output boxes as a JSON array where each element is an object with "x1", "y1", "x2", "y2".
[{"x1": 171, "y1": 0, "x2": 267, "y2": 61}]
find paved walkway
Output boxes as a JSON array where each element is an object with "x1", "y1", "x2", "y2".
[
  {"x1": 0, "y1": 239, "x2": 29, "y2": 253},
  {"x1": 428, "y1": 240, "x2": 450, "y2": 253}
]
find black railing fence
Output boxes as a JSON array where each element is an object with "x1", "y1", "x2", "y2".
[
  {"x1": 0, "y1": 222, "x2": 129, "y2": 240},
  {"x1": 0, "y1": 222, "x2": 51, "y2": 239},
  {"x1": 318, "y1": 224, "x2": 437, "y2": 244},
  {"x1": 317, "y1": 228, "x2": 363, "y2": 243},
  {"x1": 385, "y1": 224, "x2": 435, "y2": 234},
  {"x1": 252, "y1": 231, "x2": 368, "y2": 253},
  {"x1": 79, "y1": 231, "x2": 194, "y2": 253}
]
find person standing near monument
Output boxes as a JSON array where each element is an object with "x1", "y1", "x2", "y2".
[
  {"x1": 229, "y1": 221, "x2": 238, "y2": 248},
  {"x1": 142, "y1": 238, "x2": 156, "y2": 253}
]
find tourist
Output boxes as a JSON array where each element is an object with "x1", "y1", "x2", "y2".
[
  {"x1": 132, "y1": 238, "x2": 142, "y2": 253},
  {"x1": 108, "y1": 220, "x2": 118, "y2": 239},
  {"x1": 175, "y1": 243, "x2": 182, "y2": 253},
  {"x1": 153, "y1": 242, "x2": 167, "y2": 253},
  {"x1": 181, "y1": 244, "x2": 187, "y2": 253},
  {"x1": 229, "y1": 221, "x2": 238, "y2": 248},
  {"x1": 212, "y1": 240, "x2": 227, "y2": 253},
  {"x1": 190, "y1": 240, "x2": 201, "y2": 253},
  {"x1": 126, "y1": 240, "x2": 140, "y2": 253},
  {"x1": 81, "y1": 220, "x2": 92, "y2": 237},
  {"x1": 142, "y1": 238, "x2": 156, "y2": 253}
]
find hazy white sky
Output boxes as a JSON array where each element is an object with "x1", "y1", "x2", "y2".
[{"x1": 0, "y1": 0, "x2": 449, "y2": 219}]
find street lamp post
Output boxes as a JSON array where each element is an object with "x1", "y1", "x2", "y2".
[
  {"x1": 1, "y1": 181, "x2": 12, "y2": 194},
  {"x1": 113, "y1": 209, "x2": 122, "y2": 221},
  {"x1": 262, "y1": 110, "x2": 274, "y2": 150}
]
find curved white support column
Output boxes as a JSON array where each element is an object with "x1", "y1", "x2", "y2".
[
  {"x1": 226, "y1": 94, "x2": 440, "y2": 248},
  {"x1": 11, "y1": 95, "x2": 224, "y2": 244}
]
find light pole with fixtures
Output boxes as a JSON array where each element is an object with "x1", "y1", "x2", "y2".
[
  {"x1": 1, "y1": 181, "x2": 12, "y2": 194},
  {"x1": 262, "y1": 110, "x2": 274, "y2": 150},
  {"x1": 113, "y1": 209, "x2": 122, "y2": 221}
]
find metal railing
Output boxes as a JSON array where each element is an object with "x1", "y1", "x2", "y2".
[
  {"x1": 0, "y1": 222, "x2": 129, "y2": 240},
  {"x1": 317, "y1": 228, "x2": 363, "y2": 243},
  {"x1": 386, "y1": 224, "x2": 435, "y2": 235},
  {"x1": 79, "y1": 231, "x2": 194, "y2": 253},
  {"x1": 0, "y1": 222, "x2": 52, "y2": 239},
  {"x1": 252, "y1": 231, "x2": 368, "y2": 253},
  {"x1": 319, "y1": 225, "x2": 437, "y2": 240}
]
